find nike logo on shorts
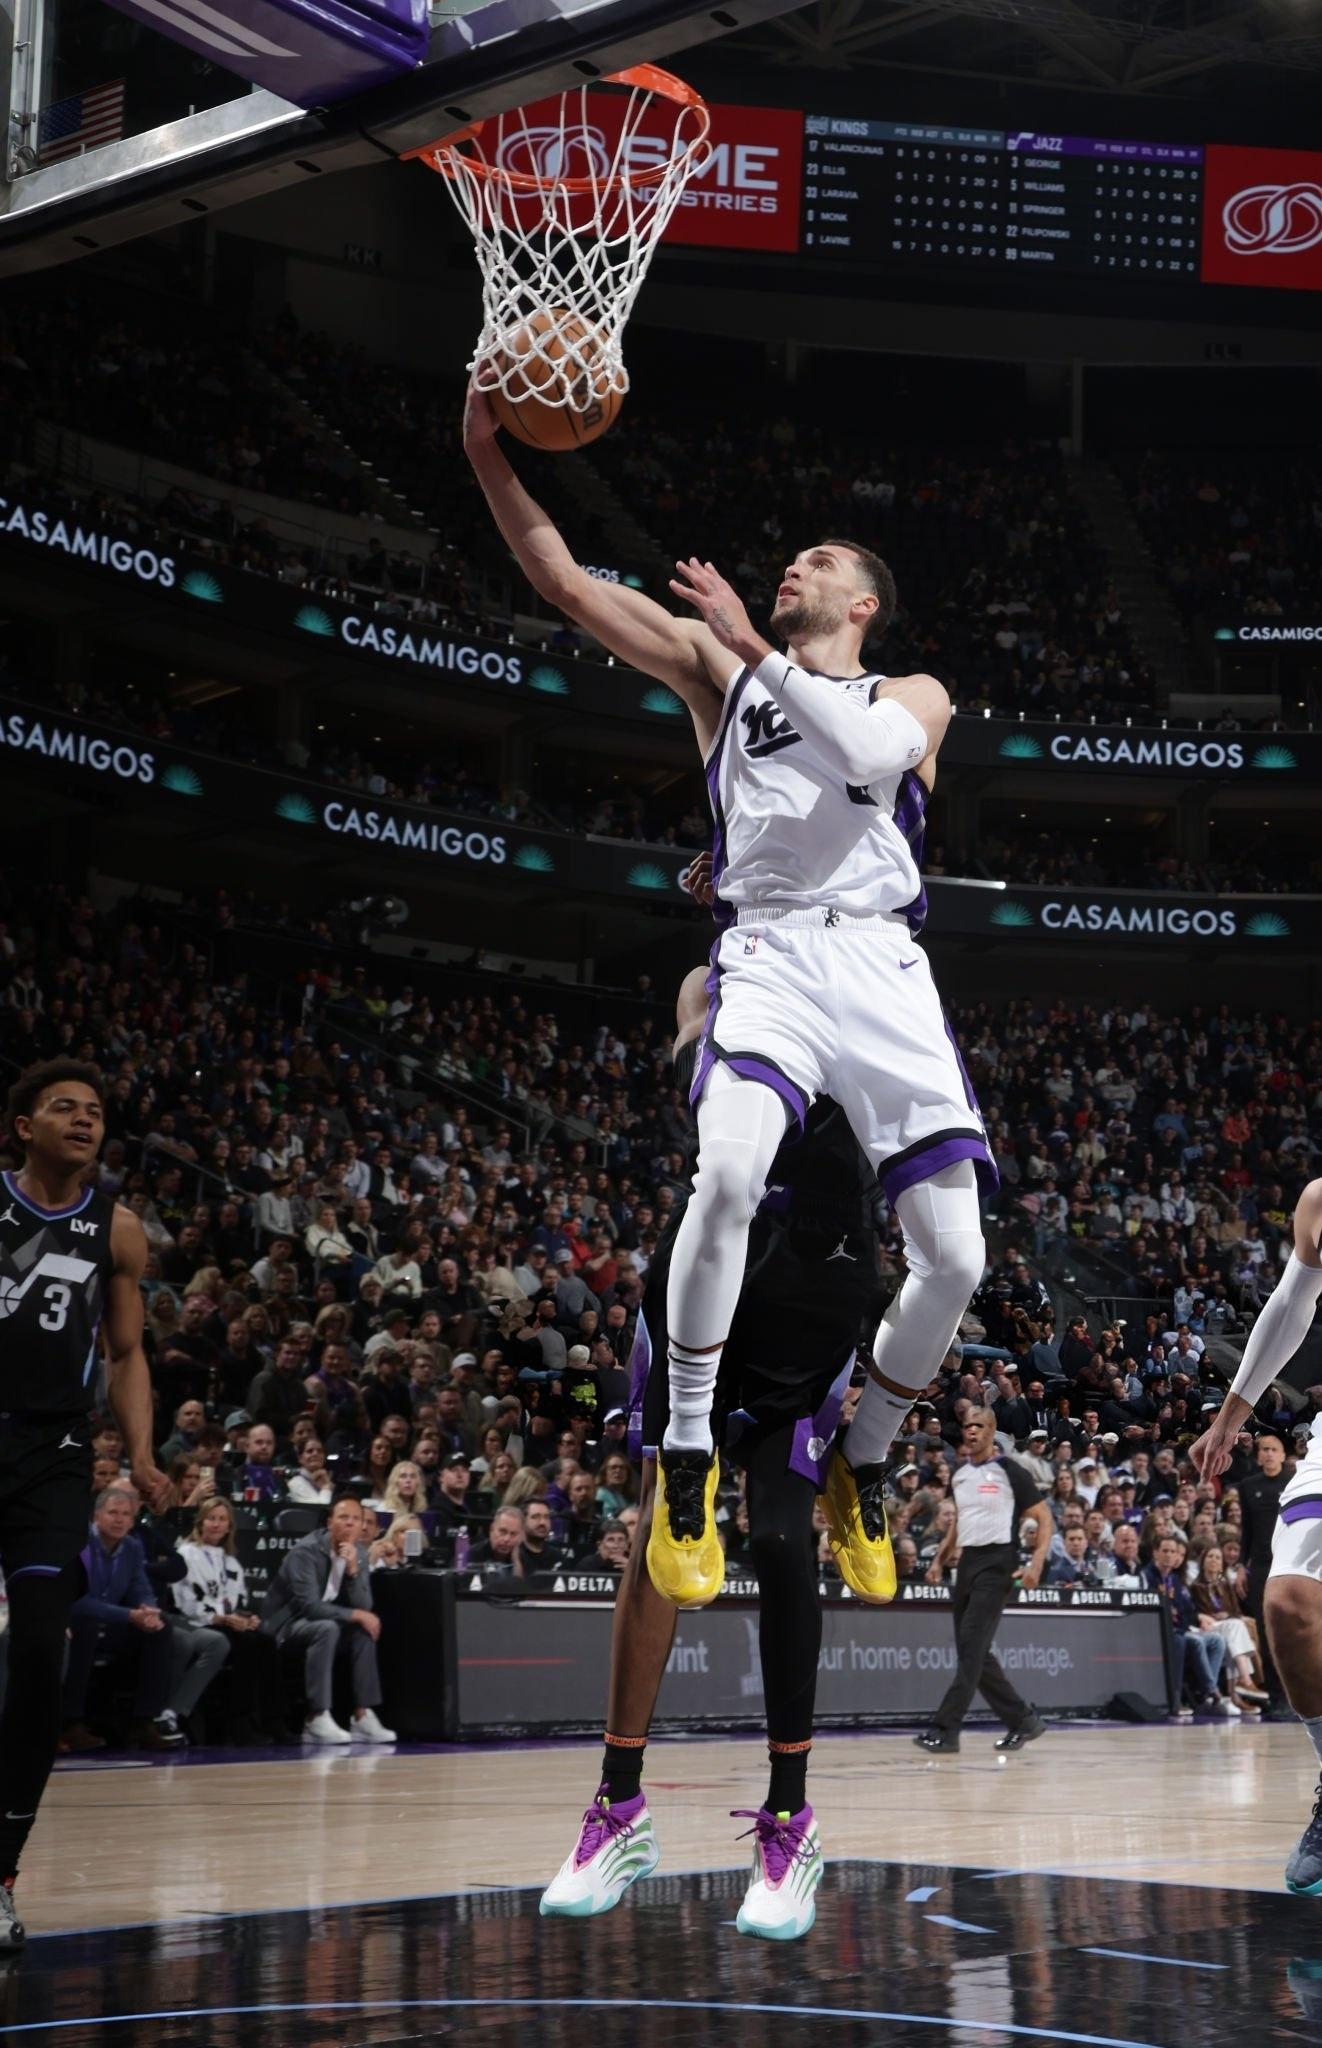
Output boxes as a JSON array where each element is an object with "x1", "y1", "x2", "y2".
[
  {"x1": 899, "y1": 959, "x2": 919, "y2": 970},
  {"x1": 3, "y1": 1812, "x2": 35, "y2": 1822}
]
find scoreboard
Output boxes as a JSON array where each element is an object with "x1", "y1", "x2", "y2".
[
  {"x1": 801, "y1": 117, "x2": 1204, "y2": 282},
  {"x1": 659, "y1": 102, "x2": 1322, "y2": 295}
]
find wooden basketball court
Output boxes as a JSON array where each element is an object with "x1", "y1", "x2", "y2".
[{"x1": 4, "y1": 1722, "x2": 1320, "y2": 2046}]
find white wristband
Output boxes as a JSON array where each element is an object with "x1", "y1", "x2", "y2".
[
  {"x1": 1228, "y1": 1253, "x2": 1322, "y2": 1409},
  {"x1": 752, "y1": 653, "x2": 929, "y2": 786}
]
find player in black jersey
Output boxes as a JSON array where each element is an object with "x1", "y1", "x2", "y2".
[
  {"x1": 539, "y1": 908, "x2": 893, "y2": 1941},
  {"x1": 0, "y1": 1060, "x2": 171, "y2": 1952}
]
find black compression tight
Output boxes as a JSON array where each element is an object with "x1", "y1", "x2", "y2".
[
  {"x1": 0, "y1": 1566, "x2": 79, "y2": 1879},
  {"x1": 743, "y1": 1423, "x2": 822, "y2": 1749}
]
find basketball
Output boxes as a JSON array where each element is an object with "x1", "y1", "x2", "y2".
[{"x1": 487, "y1": 308, "x2": 624, "y2": 451}]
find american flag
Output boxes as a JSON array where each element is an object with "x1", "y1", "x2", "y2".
[{"x1": 37, "y1": 80, "x2": 125, "y2": 167}]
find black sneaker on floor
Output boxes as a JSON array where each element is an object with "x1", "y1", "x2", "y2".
[
  {"x1": 913, "y1": 1728, "x2": 960, "y2": 1754},
  {"x1": 995, "y1": 1713, "x2": 1047, "y2": 1752}
]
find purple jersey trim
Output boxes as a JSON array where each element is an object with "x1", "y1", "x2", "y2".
[
  {"x1": 626, "y1": 1306, "x2": 654, "y2": 1464},
  {"x1": 7, "y1": 1563, "x2": 64, "y2": 1579},
  {"x1": 1279, "y1": 1499, "x2": 1322, "y2": 1524},
  {"x1": 883, "y1": 1134, "x2": 998, "y2": 1205},
  {"x1": 788, "y1": 1351, "x2": 856, "y2": 1488},
  {"x1": 2, "y1": 1169, "x2": 93, "y2": 1220},
  {"x1": 892, "y1": 769, "x2": 930, "y2": 935},
  {"x1": 720, "y1": 1055, "x2": 809, "y2": 1132}
]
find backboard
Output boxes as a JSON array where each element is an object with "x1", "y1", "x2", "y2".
[{"x1": 0, "y1": 0, "x2": 804, "y2": 274}]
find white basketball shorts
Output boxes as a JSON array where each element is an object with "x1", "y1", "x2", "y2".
[
  {"x1": 1271, "y1": 1421, "x2": 1322, "y2": 1583},
  {"x1": 689, "y1": 905, "x2": 997, "y2": 1205}
]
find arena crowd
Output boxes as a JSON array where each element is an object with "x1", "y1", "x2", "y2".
[{"x1": 0, "y1": 869, "x2": 1314, "y2": 1744}]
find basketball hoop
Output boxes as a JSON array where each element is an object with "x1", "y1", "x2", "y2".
[{"x1": 405, "y1": 65, "x2": 711, "y2": 416}]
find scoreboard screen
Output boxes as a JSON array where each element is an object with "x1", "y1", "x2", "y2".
[
  {"x1": 658, "y1": 103, "x2": 1322, "y2": 297},
  {"x1": 801, "y1": 117, "x2": 1204, "y2": 282}
]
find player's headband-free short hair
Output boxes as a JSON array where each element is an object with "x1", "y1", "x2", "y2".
[
  {"x1": 813, "y1": 538, "x2": 898, "y2": 641},
  {"x1": 7, "y1": 1058, "x2": 104, "y2": 1142}
]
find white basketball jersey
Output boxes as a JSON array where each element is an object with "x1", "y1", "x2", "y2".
[{"x1": 706, "y1": 662, "x2": 929, "y2": 925}]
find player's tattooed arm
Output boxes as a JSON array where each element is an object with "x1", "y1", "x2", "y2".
[
  {"x1": 106, "y1": 1205, "x2": 174, "y2": 1514},
  {"x1": 669, "y1": 558, "x2": 770, "y2": 669}
]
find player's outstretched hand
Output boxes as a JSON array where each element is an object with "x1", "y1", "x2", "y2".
[
  {"x1": 680, "y1": 851, "x2": 715, "y2": 907},
  {"x1": 133, "y1": 1462, "x2": 175, "y2": 1515},
  {"x1": 462, "y1": 376, "x2": 499, "y2": 451},
  {"x1": 670, "y1": 557, "x2": 761, "y2": 661},
  {"x1": 1189, "y1": 1413, "x2": 1238, "y2": 1483}
]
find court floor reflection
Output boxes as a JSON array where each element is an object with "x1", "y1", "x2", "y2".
[{"x1": 3, "y1": 1861, "x2": 1322, "y2": 2047}]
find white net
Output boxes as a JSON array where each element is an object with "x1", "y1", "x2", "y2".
[{"x1": 412, "y1": 66, "x2": 711, "y2": 414}]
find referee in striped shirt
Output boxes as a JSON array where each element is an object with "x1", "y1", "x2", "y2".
[{"x1": 914, "y1": 1409, "x2": 1053, "y2": 1754}]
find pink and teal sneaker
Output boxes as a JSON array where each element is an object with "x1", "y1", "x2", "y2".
[
  {"x1": 732, "y1": 1804, "x2": 824, "y2": 1940},
  {"x1": 539, "y1": 1789, "x2": 660, "y2": 1918}
]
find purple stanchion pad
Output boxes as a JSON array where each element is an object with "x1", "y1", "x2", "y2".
[{"x1": 102, "y1": 0, "x2": 428, "y2": 107}]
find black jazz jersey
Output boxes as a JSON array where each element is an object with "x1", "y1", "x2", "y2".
[{"x1": 0, "y1": 1171, "x2": 117, "y2": 1419}]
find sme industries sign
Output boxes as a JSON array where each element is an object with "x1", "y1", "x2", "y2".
[
  {"x1": 490, "y1": 94, "x2": 803, "y2": 252},
  {"x1": 1201, "y1": 144, "x2": 1322, "y2": 292}
]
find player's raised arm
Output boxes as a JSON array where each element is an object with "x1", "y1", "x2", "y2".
[
  {"x1": 463, "y1": 386, "x2": 727, "y2": 749},
  {"x1": 1191, "y1": 1178, "x2": 1322, "y2": 1481}
]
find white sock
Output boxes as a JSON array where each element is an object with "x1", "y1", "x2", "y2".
[
  {"x1": 663, "y1": 1340, "x2": 718, "y2": 1456},
  {"x1": 1303, "y1": 1714, "x2": 1322, "y2": 1767},
  {"x1": 846, "y1": 1376, "x2": 927, "y2": 1470}
]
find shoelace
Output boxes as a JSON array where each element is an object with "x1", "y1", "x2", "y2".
[
  {"x1": 664, "y1": 1459, "x2": 709, "y2": 1540},
  {"x1": 1306, "y1": 1778, "x2": 1322, "y2": 1841},
  {"x1": 854, "y1": 1471, "x2": 889, "y2": 1542},
  {"x1": 574, "y1": 1799, "x2": 638, "y2": 1870},
  {"x1": 731, "y1": 1809, "x2": 808, "y2": 1888}
]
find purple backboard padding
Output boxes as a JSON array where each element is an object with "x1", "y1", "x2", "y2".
[{"x1": 100, "y1": 0, "x2": 428, "y2": 107}]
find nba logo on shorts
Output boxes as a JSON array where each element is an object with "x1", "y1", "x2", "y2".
[{"x1": 744, "y1": 933, "x2": 759, "y2": 954}]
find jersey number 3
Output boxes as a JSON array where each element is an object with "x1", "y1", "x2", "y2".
[{"x1": 39, "y1": 1282, "x2": 71, "y2": 1332}]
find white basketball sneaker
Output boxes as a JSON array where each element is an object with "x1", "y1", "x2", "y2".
[
  {"x1": 350, "y1": 1708, "x2": 397, "y2": 1743},
  {"x1": 733, "y1": 1805, "x2": 824, "y2": 1941},
  {"x1": 303, "y1": 1711, "x2": 351, "y2": 1745},
  {"x1": 539, "y1": 1788, "x2": 660, "y2": 1917}
]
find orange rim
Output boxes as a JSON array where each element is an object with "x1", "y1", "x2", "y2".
[{"x1": 401, "y1": 64, "x2": 709, "y2": 194}]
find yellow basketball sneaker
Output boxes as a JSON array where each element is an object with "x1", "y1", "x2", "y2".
[
  {"x1": 821, "y1": 1452, "x2": 897, "y2": 1604},
  {"x1": 646, "y1": 1448, "x2": 723, "y2": 1609}
]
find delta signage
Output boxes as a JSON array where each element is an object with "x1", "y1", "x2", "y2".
[
  {"x1": 451, "y1": 1590, "x2": 1170, "y2": 1734},
  {"x1": 0, "y1": 698, "x2": 690, "y2": 901}
]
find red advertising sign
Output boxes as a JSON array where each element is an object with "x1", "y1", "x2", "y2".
[
  {"x1": 663, "y1": 102, "x2": 803, "y2": 253},
  {"x1": 475, "y1": 94, "x2": 803, "y2": 255},
  {"x1": 1201, "y1": 143, "x2": 1322, "y2": 292}
]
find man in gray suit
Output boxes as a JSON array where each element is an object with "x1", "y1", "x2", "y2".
[{"x1": 261, "y1": 1494, "x2": 396, "y2": 1746}]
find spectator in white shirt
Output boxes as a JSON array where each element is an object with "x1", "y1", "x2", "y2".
[
  {"x1": 287, "y1": 1437, "x2": 335, "y2": 1505},
  {"x1": 305, "y1": 1204, "x2": 353, "y2": 1272}
]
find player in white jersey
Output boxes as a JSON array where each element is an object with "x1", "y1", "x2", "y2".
[
  {"x1": 1193, "y1": 1179, "x2": 1322, "y2": 1894},
  {"x1": 465, "y1": 388, "x2": 994, "y2": 1609}
]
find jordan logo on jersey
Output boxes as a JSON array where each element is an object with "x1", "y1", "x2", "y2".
[
  {"x1": 0, "y1": 1207, "x2": 16, "y2": 1228},
  {"x1": 741, "y1": 701, "x2": 801, "y2": 759}
]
